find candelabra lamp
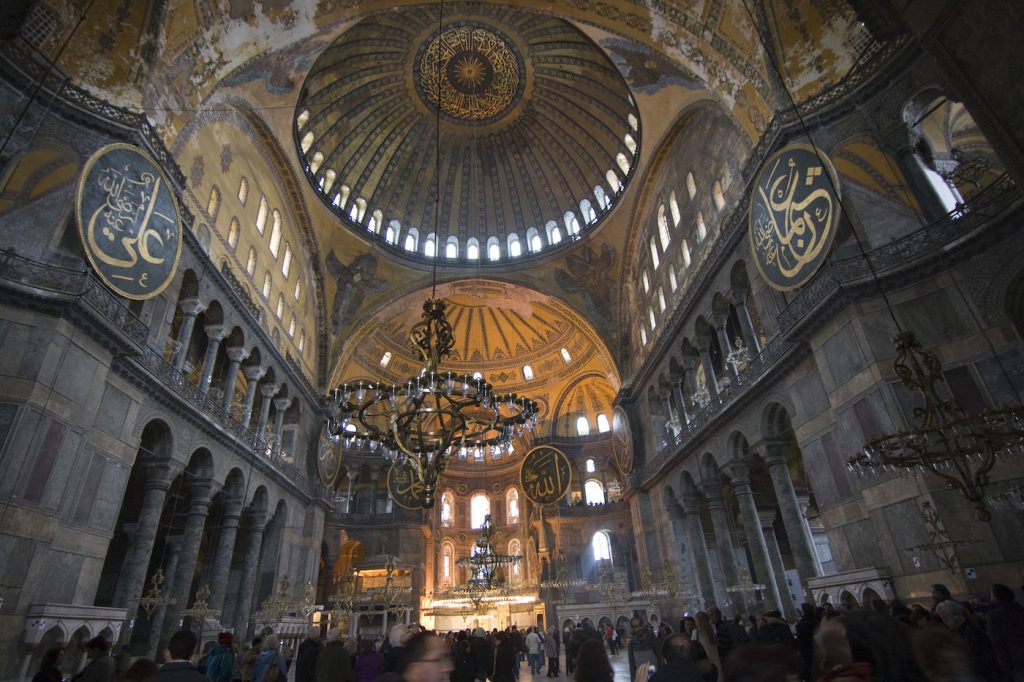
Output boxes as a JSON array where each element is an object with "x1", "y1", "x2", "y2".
[{"x1": 456, "y1": 515, "x2": 521, "y2": 591}]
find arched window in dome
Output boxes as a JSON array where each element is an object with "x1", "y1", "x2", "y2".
[
  {"x1": 509, "y1": 539, "x2": 522, "y2": 585},
  {"x1": 642, "y1": 270, "x2": 650, "y2": 294},
  {"x1": 640, "y1": 328, "x2": 647, "y2": 346},
  {"x1": 658, "y1": 287, "x2": 666, "y2": 312},
  {"x1": 294, "y1": 278, "x2": 302, "y2": 301},
  {"x1": 592, "y1": 530, "x2": 611, "y2": 561},
  {"x1": 560, "y1": 348, "x2": 571, "y2": 364},
  {"x1": 385, "y1": 220, "x2": 400, "y2": 245},
  {"x1": 545, "y1": 220, "x2": 561, "y2": 245},
  {"x1": 564, "y1": 211, "x2": 581, "y2": 235},
  {"x1": 580, "y1": 199, "x2": 597, "y2": 225},
  {"x1": 471, "y1": 493, "x2": 490, "y2": 529},
  {"x1": 380, "y1": 351, "x2": 392, "y2": 368},
  {"x1": 628, "y1": 112, "x2": 638, "y2": 130},
  {"x1": 269, "y1": 210, "x2": 282, "y2": 258},
  {"x1": 508, "y1": 233, "x2": 522, "y2": 258},
  {"x1": 696, "y1": 211, "x2": 707, "y2": 242},
  {"x1": 282, "y1": 243, "x2": 293, "y2": 278},
  {"x1": 624, "y1": 133, "x2": 637, "y2": 155},
  {"x1": 585, "y1": 480, "x2": 606, "y2": 505},
  {"x1": 424, "y1": 233, "x2": 436, "y2": 258},
  {"x1": 256, "y1": 195, "x2": 268, "y2": 235},
  {"x1": 606, "y1": 170, "x2": 621, "y2": 193},
  {"x1": 650, "y1": 236, "x2": 660, "y2": 269},
  {"x1": 670, "y1": 191, "x2": 680, "y2": 227},
  {"x1": 246, "y1": 247, "x2": 257, "y2": 276},
  {"x1": 616, "y1": 153, "x2": 630, "y2": 176},
  {"x1": 669, "y1": 267, "x2": 677, "y2": 292},
  {"x1": 404, "y1": 227, "x2": 419, "y2": 252},
  {"x1": 681, "y1": 239, "x2": 692, "y2": 268},
  {"x1": 506, "y1": 489, "x2": 520, "y2": 525},
  {"x1": 472, "y1": 371, "x2": 483, "y2": 380},
  {"x1": 657, "y1": 204, "x2": 670, "y2": 250},
  {"x1": 441, "y1": 542, "x2": 454, "y2": 589},
  {"x1": 262, "y1": 272, "x2": 271, "y2": 299},
  {"x1": 466, "y1": 238, "x2": 480, "y2": 260},
  {"x1": 238, "y1": 177, "x2": 249, "y2": 205},
  {"x1": 275, "y1": 294, "x2": 284, "y2": 320},
  {"x1": 487, "y1": 237, "x2": 500, "y2": 261},
  {"x1": 322, "y1": 169, "x2": 336, "y2": 194},
  {"x1": 298, "y1": 330, "x2": 305, "y2": 353},
  {"x1": 594, "y1": 185, "x2": 610, "y2": 211},
  {"x1": 585, "y1": 458, "x2": 596, "y2": 473},
  {"x1": 300, "y1": 131, "x2": 314, "y2": 154},
  {"x1": 227, "y1": 218, "x2": 240, "y2": 250},
  {"x1": 713, "y1": 180, "x2": 725, "y2": 211},
  {"x1": 527, "y1": 227, "x2": 542, "y2": 253},
  {"x1": 597, "y1": 414, "x2": 610, "y2": 433},
  {"x1": 576, "y1": 416, "x2": 590, "y2": 436},
  {"x1": 369, "y1": 209, "x2": 383, "y2": 234},
  {"x1": 649, "y1": 307, "x2": 657, "y2": 330},
  {"x1": 440, "y1": 492, "x2": 454, "y2": 528},
  {"x1": 446, "y1": 236, "x2": 459, "y2": 259},
  {"x1": 687, "y1": 172, "x2": 697, "y2": 199},
  {"x1": 336, "y1": 185, "x2": 350, "y2": 210},
  {"x1": 310, "y1": 152, "x2": 324, "y2": 175},
  {"x1": 523, "y1": 365, "x2": 534, "y2": 381},
  {"x1": 288, "y1": 316, "x2": 295, "y2": 339},
  {"x1": 353, "y1": 197, "x2": 367, "y2": 222}
]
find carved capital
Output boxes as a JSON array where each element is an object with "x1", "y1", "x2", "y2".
[
  {"x1": 243, "y1": 365, "x2": 267, "y2": 381},
  {"x1": 226, "y1": 346, "x2": 250, "y2": 363},
  {"x1": 260, "y1": 382, "x2": 281, "y2": 398},
  {"x1": 204, "y1": 324, "x2": 229, "y2": 341},
  {"x1": 179, "y1": 298, "x2": 206, "y2": 317}
]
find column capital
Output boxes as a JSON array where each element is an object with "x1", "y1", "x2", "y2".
[
  {"x1": 680, "y1": 492, "x2": 704, "y2": 514},
  {"x1": 186, "y1": 478, "x2": 219, "y2": 506},
  {"x1": 226, "y1": 346, "x2": 250, "y2": 363},
  {"x1": 143, "y1": 461, "x2": 182, "y2": 490},
  {"x1": 709, "y1": 311, "x2": 729, "y2": 330},
  {"x1": 726, "y1": 462, "x2": 754, "y2": 489},
  {"x1": 728, "y1": 287, "x2": 749, "y2": 307},
  {"x1": 681, "y1": 355, "x2": 699, "y2": 371},
  {"x1": 222, "y1": 492, "x2": 245, "y2": 517},
  {"x1": 260, "y1": 382, "x2": 281, "y2": 398},
  {"x1": 243, "y1": 365, "x2": 266, "y2": 381},
  {"x1": 204, "y1": 324, "x2": 229, "y2": 341},
  {"x1": 273, "y1": 396, "x2": 293, "y2": 411},
  {"x1": 702, "y1": 481, "x2": 724, "y2": 505},
  {"x1": 179, "y1": 298, "x2": 206, "y2": 316},
  {"x1": 757, "y1": 508, "x2": 777, "y2": 530},
  {"x1": 244, "y1": 508, "x2": 268, "y2": 531},
  {"x1": 345, "y1": 470, "x2": 359, "y2": 481},
  {"x1": 694, "y1": 334, "x2": 712, "y2": 352}
]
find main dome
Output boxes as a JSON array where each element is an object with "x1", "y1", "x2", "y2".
[{"x1": 295, "y1": 4, "x2": 640, "y2": 264}]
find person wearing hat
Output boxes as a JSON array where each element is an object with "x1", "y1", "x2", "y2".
[
  {"x1": 469, "y1": 628, "x2": 493, "y2": 682},
  {"x1": 752, "y1": 611, "x2": 795, "y2": 648},
  {"x1": 72, "y1": 636, "x2": 115, "y2": 682},
  {"x1": 205, "y1": 633, "x2": 236, "y2": 682},
  {"x1": 295, "y1": 626, "x2": 323, "y2": 682}
]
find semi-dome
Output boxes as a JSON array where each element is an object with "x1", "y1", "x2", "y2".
[{"x1": 295, "y1": 4, "x2": 640, "y2": 265}]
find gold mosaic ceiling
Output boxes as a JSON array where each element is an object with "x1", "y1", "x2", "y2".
[
  {"x1": 331, "y1": 280, "x2": 620, "y2": 430},
  {"x1": 294, "y1": 4, "x2": 640, "y2": 263}
]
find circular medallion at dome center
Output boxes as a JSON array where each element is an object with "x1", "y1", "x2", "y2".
[{"x1": 418, "y1": 25, "x2": 523, "y2": 122}]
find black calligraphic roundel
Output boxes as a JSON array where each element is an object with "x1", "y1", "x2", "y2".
[
  {"x1": 387, "y1": 460, "x2": 427, "y2": 510},
  {"x1": 611, "y1": 407, "x2": 633, "y2": 475},
  {"x1": 519, "y1": 446, "x2": 573, "y2": 505},
  {"x1": 76, "y1": 143, "x2": 183, "y2": 300},
  {"x1": 748, "y1": 144, "x2": 841, "y2": 291},
  {"x1": 317, "y1": 426, "x2": 342, "y2": 487}
]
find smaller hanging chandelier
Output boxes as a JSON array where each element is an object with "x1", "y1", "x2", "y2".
[
  {"x1": 326, "y1": 299, "x2": 538, "y2": 507},
  {"x1": 456, "y1": 514, "x2": 521, "y2": 591}
]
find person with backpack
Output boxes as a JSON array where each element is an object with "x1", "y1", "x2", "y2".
[
  {"x1": 205, "y1": 633, "x2": 236, "y2": 682},
  {"x1": 252, "y1": 635, "x2": 288, "y2": 682}
]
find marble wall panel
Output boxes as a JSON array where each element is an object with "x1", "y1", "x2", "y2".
[
  {"x1": 818, "y1": 323, "x2": 866, "y2": 393},
  {"x1": 895, "y1": 289, "x2": 972, "y2": 345},
  {"x1": 94, "y1": 383, "x2": 132, "y2": 437},
  {"x1": 53, "y1": 344, "x2": 98, "y2": 406}
]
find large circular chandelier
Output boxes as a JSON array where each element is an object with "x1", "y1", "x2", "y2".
[
  {"x1": 326, "y1": 299, "x2": 538, "y2": 507},
  {"x1": 456, "y1": 514, "x2": 521, "y2": 590}
]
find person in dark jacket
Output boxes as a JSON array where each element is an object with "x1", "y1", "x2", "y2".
[
  {"x1": 753, "y1": 611, "x2": 796, "y2": 648},
  {"x1": 149, "y1": 631, "x2": 209, "y2": 682},
  {"x1": 794, "y1": 603, "x2": 818, "y2": 682},
  {"x1": 295, "y1": 627, "x2": 323, "y2": 682},
  {"x1": 33, "y1": 647, "x2": 65, "y2": 682},
  {"x1": 72, "y1": 637, "x2": 115, "y2": 682},
  {"x1": 492, "y1": 631, "x2": 517, "y2": 682},
  {"x1": 707, "y1": 607, "x2": 748, "y2": 664},
  {"x1": 315, "y1": 628, "x2": 355, "y2": 682},
  {"x1": 469, "y1": 628, "x2": 494, "y2": 682},
  {"x1": 205, "y1": 633, "x2": 236, "y2": 682},
  {"x1": 649, "y1": 634, "x2": 704, "y2": 682},
  {"x1": 451, "y1": 638, "x2": 478, "y2": 682},
  {"x1": 986, "y1": 583, "x2": 1024, "y2": 680}
]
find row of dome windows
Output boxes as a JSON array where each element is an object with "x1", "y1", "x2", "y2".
[
  {"x1": 206, "y1": 177, "x2": 311, "y2": 360},
  {"x1": 379, "y1": 347, "x2": 575, "y2": 376},
  {"x1": 297, "y1": 110, "x2": 638, "y2": 260},
  {"x1": 637, "y1": 172, "x2": 729, "y2": 348}
]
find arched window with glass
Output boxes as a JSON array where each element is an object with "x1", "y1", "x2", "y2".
[
  {"x1": 385, "y1": 220, "x2": 400, "y2": 245},
  {"x1": 508, "y1": 233, "x2": 522, "y2": 258},
  {"x1": 657, "y1": 204, "x2": 670, "y2": 250},
  {"x1": 576, "y1": 416, "x2": 590, "y2": 436},
  {"x1": 404, "y1": 227, "x2": 419, "y2": 252},
  {"x1": 527, "y1": 227, "x2": 542, "y2": 253},
  {"x1": 269, "y1": 210, "x2": 282, "y2": 257},
  {"x1": 466, "y1": 238, "x2": 480, "y2": 260},
  {"x1": 424, "y1": 233, "x2": 436, "y2": 258},
  {"x1": 227, "y1": 218, "x2": 240, "y2": 250},
  {"x1": 564, "y1": 211, "x2": 581, "y2": 236},
  {"x1": 597, "y1": 414, "x2": 610, "y2": 433},
  {"x1": 585, "y1": 479, "x2": 606, "y2": 505},
  {"x1": 446, "y1": 236, "x2": 459, "y2": 259},
  {"x1": 256, "y1": 195, "x2": 268, "y2": 234},
  {"x1": 509, "y1": 539, "x2": 522, "y2": 586},
  {"x1": 487, "y1": 237, "x2": 501, "y2": 261},
  {"x1": 471, "y1": 493, "x2": 490, "y2": 529},
  {"x1": 591, "y1": 531, "x2": 612, "y2": 561},
  {"x1": 440, "y1": 491, "x2": 454, "y2": 528},
  {"x1": 441, "y1": 541, "x2": 454, "y2": 590},
  {"x1": 585, "y1": 458, "x2": 596, "y2": 473},
  {"x1": 207, "y1": 186, "x2": 221, "y2": 221},
  {"x1": 506, "y1": 488, "x2": 520, "y2": 525},
  {"x1": 237, "y1": 177, "x2": 249, "y2": 205}
]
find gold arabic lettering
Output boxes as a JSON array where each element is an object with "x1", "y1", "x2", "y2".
[{"x1": 87, "y1": 165, "x2": 168, "y2": 271}]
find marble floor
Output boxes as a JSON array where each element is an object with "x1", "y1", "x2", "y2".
[{"x1": 512, "y1": 651, "x2": 632, "y2": 682}]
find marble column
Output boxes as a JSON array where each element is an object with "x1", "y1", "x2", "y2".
[
  {"x1": 661, "y1": 393, "x2": 676, "y2": 434},
  {"x1": 703, "y1": 482, "x2": 745, "y2": 615},
  {"x1": 888, "y1": 138, "x2": 948, "y2": 224},
  {"x1": 171, "y1": 298, "x2": 205, "y2": 371},
  {"x1": 271, "y1": 396, "x2": 292, "y2": 457},
  {"x1": 207, "y1": 493, "x2": 244, "y2": 616},
  {"x1": 240, "y1": 366, "x2": 266, "y2": 429},
  {"x1": 256, "y1": 384, "x2": 279, "y2": 440},
  {"x1": 344, "y1": 471, "x2": 358, "y2": 514},
  {"x1": 712, "y1": 314, "x2": 739, "y2": 380},
  {"x1": 233, "y1": 509, "x2": 268, "y2": 637},
  {"x1": 683, "y1": 362, "x2": 700, "y2": 408},
  {"x1": 681, "y1": 493, "x2": 718, "y2": 609},
  {"x1": 112, "y1": 463, "x2": 181, "y2": 620},
  {"x1": 221, "y1": 347, "x2": 249, "y2": 414},
  {"x1": 729, "y1": 288, "x2": 763, "y2": 356},
  {"x1": 671, "y1": 381, "x2": 690, "y2": 426},
  {"x1": 368, "y1": 471, "x2": 380, "y2": 516},
  {"x1": 729, "y1": 463, "x2": 782, "y2": 613},
  {"x1": 764, "y1": 447, "x2": 821, "y2": 591},
  {"x1": 198, "y1": 325, "x2": 229, "y2": 394},
  {"x1": 695, "y1": 337, "x2": 720, "y2": 399},
  {"x1": 759, "y1": 509, "x2": 797, "y2": 620},
  {"x1": 146, "y1": 536, "x2": 181, "y2": 657},
  {"x1": 157, "y1": 478, "x2": 217, "y2": 647}
]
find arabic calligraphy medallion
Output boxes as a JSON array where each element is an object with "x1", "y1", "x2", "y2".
[
  {"x1": 387, "y1": 460, "x2": 427, "y2": 510},
  {"x1": 76, "y1": 143, "x2": 183, "y2": 300},
  {"x1": 318, "y1": 426, "x2": 341, "y2": 486},
  {"x1": 519, "y1": 446, "x2": 572, "y2": 505},
  {"x1": 748, "y1": 144, "x2": 841, "y2": 291},
  {"x1": 611, "y1": 407, "x2": 633, "y2": 475}
]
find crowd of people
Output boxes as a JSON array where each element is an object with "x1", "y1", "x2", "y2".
[{"x1": 32, "y1": 582, "x2": 1024, "y2": 682}]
